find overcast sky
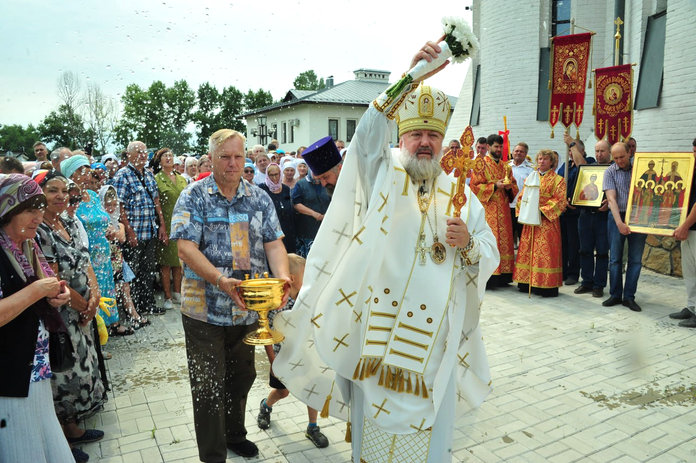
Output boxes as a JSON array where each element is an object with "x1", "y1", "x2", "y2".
[{"x1": 1, "y1": 0, "x2": 473, "y2": 127}]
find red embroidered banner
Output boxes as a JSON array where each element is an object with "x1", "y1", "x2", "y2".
[
  {"x1": 594, "y1": 64, "x2": 633, "y2": 144},
  {"x1": 549, "y1": 33, "x2": 592, "y2": 137}
]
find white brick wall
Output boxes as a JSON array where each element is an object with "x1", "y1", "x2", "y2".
[{"x1": 448, "y1": 0, "x2": 696, "y2": 155}]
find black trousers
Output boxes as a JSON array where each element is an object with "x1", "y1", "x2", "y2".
[
  {"x1": 122, "y1": 238, "x2": 158, "y2": 312},
  {"x1": 561, "y1": 213, "x2": 580, "y2": 280},
  {"x1": 182, "y1": 315, "x2": 257, "y2": 463}
]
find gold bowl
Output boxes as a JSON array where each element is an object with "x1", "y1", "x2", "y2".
[{"x1": 237, "y1": 276, "x2": 286, "y2": 346}]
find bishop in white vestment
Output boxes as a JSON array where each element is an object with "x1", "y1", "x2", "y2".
[{"x1": 274, "y1": 42, "x2": 499, "y2": 463}]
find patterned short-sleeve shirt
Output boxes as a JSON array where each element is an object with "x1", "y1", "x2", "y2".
[
  {"x1": 111, "y1": 164, "x2": 160, "y2": 241},
  {"x1": 171, "y1": 174, "x2": 284, "y2": 326}
]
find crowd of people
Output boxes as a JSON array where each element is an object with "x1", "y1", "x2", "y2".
[{"x1": 2, "y1": 53, "x2": 695, "y2": 463}]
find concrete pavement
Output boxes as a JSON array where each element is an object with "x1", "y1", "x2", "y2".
[{"x1": 81, "y1": 269, "x2": 696, "y2": 462}]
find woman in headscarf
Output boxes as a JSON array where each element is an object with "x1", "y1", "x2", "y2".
[
  {"x1": 60, "y1": 156, "x2": 131, "y2": 336},
  {"x1": 152, "y1": 148, "x2": 187, "y2": 310},
  {"x1": 35, "y1": 171, "x2": 106, "y2": 462},
  {"x1": 259, "y1": 163, "x2": 296, "y2": 253},
  {"x1": 99, "y1": 185, "x2": 149, "y2": 329},
  {"x1": 243, "y1": 162, "x2": 256, "y2": 184},
  {"x1": 0, "y1": 173, "x2": 74, "y2": 463},
  {"x1": 295, "y1": 158, "x2": 309, "y2": 181},
  {"x1": 280, "y1": 156, "x2": 297, "y2": 190}
]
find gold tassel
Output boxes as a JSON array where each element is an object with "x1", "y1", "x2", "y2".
[
  {"x1": 359, "y1": 360, "x2": 367, "y2": 380},
  {"x1": 414, "y1": 375, "x2": 420, "y2": 396},
  {"x1": 576, "y1": 128, "x2": 579, "y2": 139},
  {"x1": 421, "y1": 377, "x2": 429, "y2": 399},
  {"x1": 550, "y1": 127, "x2": 555, "y2": 138},
  {"x1": 371, "y1": 358, "x2": 381, "y2": 375},
  {"x1": 353, "y1": 358, "x2": 362, "y2": 380},
  {"x1": 320, "y1": 394, "x2": 332, "y2": 419},
  {"x1": 385, "y1": 367, "x2": 392, "y2": 389},
  {"x1": 398, "y1": 371, "x2": 405, "y2": 393},
  {"x1": 345, "y1": 422, "x2": 352, "y2": 443},
  {"x1": 378, "y1": 365, "x2": 385, "y2": 386},
  {"x1": 406, "y1": 372, "x2": 413, "y2": 394}
]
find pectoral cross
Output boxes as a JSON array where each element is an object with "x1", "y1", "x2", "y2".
[
  {"x1": 440, "y1": 126, "x2": 475, "y2": 216},
  {"x1": 416, "y1": 233, "x2": 430, "y2": 265}
]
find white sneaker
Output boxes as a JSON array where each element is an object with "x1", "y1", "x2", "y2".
[
  {"x1": 172, "y1": 292, "x2": 181, "y2": 303},
  {"x1": 163, "y1": 299, "x2": 174, "y2": 310}
]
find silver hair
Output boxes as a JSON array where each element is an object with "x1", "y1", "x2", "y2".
[{"x1": 126, "y1": 141, "x2": 145, "y2": 154}]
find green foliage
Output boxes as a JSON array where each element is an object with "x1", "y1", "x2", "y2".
[
  {"x1": 0, "y1": 123, "x2": 42, "y2": 158},
  {"x1": 293, "y1": 70, "x2": 326, "y2": 91},
  {"x1": 244, "y1": 89, "x2": 273, "y2": 111},
  {"x1": 38, "y1": 105, "x2": 92, "y2": 151},
  {"x1": 114, "y1": 80, "x2": 195, "y2": 154}
]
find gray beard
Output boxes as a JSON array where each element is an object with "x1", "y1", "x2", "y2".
[{"x1": 399, "y1": 148, "x2": 443, "y2": 183}]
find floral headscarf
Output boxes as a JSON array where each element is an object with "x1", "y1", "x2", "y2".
[
  {"x1": 0, "y1": 173, "x2": 46, "y2": 223},
  {"x1": 264, "y1": 163, "x2": 283, "y2": 193}
]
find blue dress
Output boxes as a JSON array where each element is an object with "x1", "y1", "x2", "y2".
[{"x1": 76, "y1": 189, "x2": 119, "y2": 325}]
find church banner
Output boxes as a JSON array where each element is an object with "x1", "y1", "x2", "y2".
[
  {"x1": 549, "y1": 32, "x2": 592, "y2": 138},
  {"x1": 594, "y1": 64, "x2": 633, "y2": 144}
]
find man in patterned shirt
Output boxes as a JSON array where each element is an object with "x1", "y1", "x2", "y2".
[
  {"x1": 171, "y1": 128, "x2": 290, "y2": 462},
  {"x1": 112, "y1": 141, "x2": 168, "y2": 316}
]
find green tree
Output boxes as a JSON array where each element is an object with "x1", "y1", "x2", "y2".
[
  {"x1": 0, "y1": 123, "x2": 42, "y2": 157},
  {"x1": 218, "y1": 86, "x2": 246, "y2": 134},
  {"x1": 244, "y1": 89, "x2": 273, "y2": 111},
  {"x1": 193, "y1": 82, "x2": 221, "y2": 154},
  {"x1": 38, "y1": 104, "x2": 91, "y2": 150},
  {"x1": 293, "y1": 70, "x2": 326, "y2": 91}
]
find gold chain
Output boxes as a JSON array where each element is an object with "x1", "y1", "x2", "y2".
[{"x1": 418, "y1": 180, "x2": 438, "y2": 241}]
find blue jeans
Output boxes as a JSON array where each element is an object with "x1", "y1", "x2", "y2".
[
  {"x1": 607, "y1": 213, "x2": 647, "y2": 301},
  {"x1": 578, "y1": 210, "x2": 609, "y2": 288}
]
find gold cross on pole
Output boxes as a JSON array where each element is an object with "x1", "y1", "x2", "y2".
[{"x1": 440, "y1": 126, "x2": 475, "y2": 217}]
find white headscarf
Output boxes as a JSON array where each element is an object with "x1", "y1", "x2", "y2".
[{"x1": 98, "y1": 185, "x2": 120, "y2": 228}]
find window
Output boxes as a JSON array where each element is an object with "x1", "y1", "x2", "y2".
[
  {"x1": 634, "y1": 11, "x2": 666, "y2": 110},
  {"x1": 281, "y1": 122, "x2": 287, "y2": 144},
  {"x1": 469, "y1": 65, "x2": 481, "y2": 126},
  {"x1": 552, "y1": 0, "x2": 571, "y2": 37},
  {"x1": 271, "y1": 123, "x2": 278, "y2": 140},
  {"x1": 328, "y1": 119, "x2": 338, "y2": 140},
  {"x1": 289, "y1": 124, "x2": 294, "y2": 143},
  {"x1": 346, "y1": 119, "x2": 357, "y2": 142},
  {"x1": 537, "y1": 48, "x2": 551, "y2": 121}
]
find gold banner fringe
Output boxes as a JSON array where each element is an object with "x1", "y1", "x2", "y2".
[{"x1": 353, "y1": 357, "x2": 430, "y2": 397}]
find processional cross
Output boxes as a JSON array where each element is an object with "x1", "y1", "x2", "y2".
[{"x1": 440, "y1": 125, "x2": 476, "y2": 217}]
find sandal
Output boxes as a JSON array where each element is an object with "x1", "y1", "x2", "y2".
[
  {"x1": 128, "y1": 316, "x2": 150, "y2": 329},
  {"x1": 108, "y1": 324, "x2": 134, "y2": 336}
]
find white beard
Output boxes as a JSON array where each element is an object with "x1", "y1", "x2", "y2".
[{"x1": 399, "y1": 147, "x2": 443, "y2": 183}]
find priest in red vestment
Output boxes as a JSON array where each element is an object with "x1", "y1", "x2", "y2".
[
  {"x1": 514, "y1": 149, "x2": 567, "y2": 297},
  {"x1": 470, "y1": 134, "x2": 518, "y2": 287}
]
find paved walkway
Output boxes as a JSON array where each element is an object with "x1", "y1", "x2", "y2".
[{"x1": 81, "y1": 269, "x2": 696, "y2": 462}]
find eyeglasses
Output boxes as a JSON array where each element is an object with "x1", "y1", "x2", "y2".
[{"x1": 244, "y1": 169, "x2": 254, "y2": 173}]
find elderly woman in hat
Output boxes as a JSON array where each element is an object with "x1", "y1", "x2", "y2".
[
  {"x1": 0, "y1": 173, "x2": 73, "y2": 463},
  {"x1": 61, "y1": 156, "x2": 131, "y2": 336},
  {"x1": 34, "y1": 171, "x2": 106, "y2": 462}
]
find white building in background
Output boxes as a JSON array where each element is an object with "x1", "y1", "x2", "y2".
[
  {"x1": 447, "y1": 0, "x2": 696, "y2": 153},
  {"x1": 243, "y1": 69, "x2": 457, "y2": 152}
]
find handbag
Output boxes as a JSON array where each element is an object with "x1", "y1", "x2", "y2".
[{"x1": 49, "y1": 330, "x2": 75, "y2": 372}]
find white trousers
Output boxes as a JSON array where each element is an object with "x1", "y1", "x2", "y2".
[
  {"x1": 682, "y1": 231, "x2": 696, "y2": 311},
  {"x1": 350, "y1": 373, "x2": 456, "y2": 463}
]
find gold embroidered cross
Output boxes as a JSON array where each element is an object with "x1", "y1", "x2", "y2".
[
  {"x1": 378, "y1": 192, "x2": 389, "y2": 212},
  {"x1": 289, "y1": 360, "x2": 304, "y2": 371},
  {"x1": 352, "y1": 226, "x2": 365, "y2": 245},
  {"x1": 440, "y1": 126, "x2": 475, "y2": 217},
  {"x1": 336, "y1": 289, "x2": 356, "y2": 307},
  {"x1": 311, "y1": 313, "x2": 323, "y2": 328},
  {"x1": 304, "y1": 384, "x2": 319, "y2": 399},
  {"x1": 372, "y1": 398, "x2": 391, "y2": 418},
  {"x1": 353, "y1": 309, "x2": 362, "y2": 323},
  {"x1": 332, "y1": 223, "x2": 351, "y2": 244},
  {"x1": 333, "y1": 333, "x2": 349, "y2": 351},
  {"x1": 409, "y1": 418, "x2": 427, "y2": 432},
  {"x1": 313, "y1": 261, "x2": 331, "y2": 277},
  {"x1": 458, "y1": 352, "x2": 470, "y2": 368},
  {"x1": 466, "y1": 272, "x2": 477, "y2": 287}
]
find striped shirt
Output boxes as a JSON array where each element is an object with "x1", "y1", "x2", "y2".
[{"x1": 603, "y1": 162, "x2": 632, "y2": 212}]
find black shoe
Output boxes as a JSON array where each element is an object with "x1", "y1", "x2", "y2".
[
  {"x1": 592, "y1": 288, "x2": 604, "y2": 298},
  {"x1": 71, "y1": 447, "x2": 89, "y2": 463},
  {"x1": 574, "y1": 285, "x2": 593, "y2": 294},
  {"x1": 669, "y1": 308, "x2": 694, "y2": 320},
  {"x1": 602, "y1": 296, "x2": 622, "y2": 307},
  {"x1": 678, "y1": 315, "x2": 696, "y2": 328},
  {"x1": 257, "y1": 399, "x2": 271, "y2": 430},
  {"x1": 564, "y1": 277, "x2": 578, "y2": 286},
  {"x1": 622, "y1": 299, "x2": 642, "y2": 312},
  {"x1": 67, "y1": 429, "x2": 104, "y2": 444},
  {"x1": 228, "y1": 439, "x2": 259, "y2": 458},
  {"x1": 305, "y1": 426, "x2": 329, "y2": 448},
  {"x1": 145, "y1": 307, "x2": 165, "y2": 315}
]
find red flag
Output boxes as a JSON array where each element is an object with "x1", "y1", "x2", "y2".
[
  {"x1": 549, "y1": 33, "x2": 592, "y2": 138},
  {"x1": 594, "y1": 64, "x2": 633, "y2": 144}
]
